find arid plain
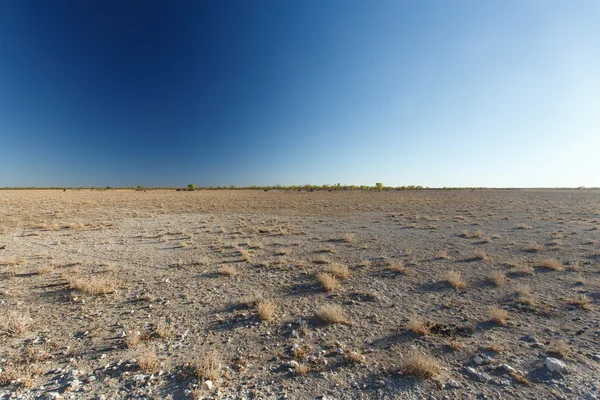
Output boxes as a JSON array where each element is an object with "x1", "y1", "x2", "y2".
[{"x1": 0, "y1": 189, "x2": 599, "y2": 399}]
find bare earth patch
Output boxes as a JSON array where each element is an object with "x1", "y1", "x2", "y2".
[{"x1": 0, "y1": 189, "x2": 598, "y2": 399}]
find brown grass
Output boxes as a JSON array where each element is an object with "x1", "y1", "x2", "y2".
[
  {"x1": 445, "y1": 269, "x2": 466, "y2": 289},
  {"x1": 474, "y1": 248, "x2": 489, "y2": 261},
  {"x1": 218, "y1": 265, "x2": 237, "y2": 276},
  {"x1": 137, "y1": 347, "x2": 160, "y2": 373},
  {"x1": 445, "y1": 338, "x2": 464, "y2": 351},
  {"x1": 488, "y1": 270, "x2": 505, "y2": 286},
  {"x1": 67, "y1": 276, "x2": 118, "y2": 295},
  {"x1": 155, "y1": 322, "x2": 175, "y2": 339},
  {"x1": 346, "y1": 351, "x2": 364, "y2": 364},
  {"x1": 549, "y1": 340, "x2": 570, "y2": 358},
  {"x1": 238, "y1": 249, "x2": 251, "y2": 262},
  {"x1": 435, "y1": 250, "x2": 450, "y2": 259},
  {"x1": 1, "y1": 311, "x2": 30, "y2": 336},
  {"x1": 489, "y1": 306, "x2": 508, "y2": 325},
  {"x1": 316, "y1": 304, "x2": 350, "y2": 325},
  {"x1": 407, "y1": 316, "x2": 430, "y2": 335},
  {"x1": 538, "y1": 259, "x2": 563, "y2": 271},
  {"x1": 484, "y1": 340, "x2": 504, "y2": 353},
  {"x1": 343, "y1": 233, "x2": 356, "y2": 243},
  {"x1": 387, "y1": 260, "x2": 407, "y2": 274},
  {"x1": 316, "y1": 273, "x2": 339, "y2": 292},
  {"x1": 195, "y1": 350, "x2": 221, "y2": 381},
  {"x1": 515, "y1": 284, "x2": 537, "y2": 305},
  {"x1": 257, "y1": 299, "x2": 276, "y2": 321},
  {"x1": 294, "y1": 363, "x2": 309, "y2": 375},
  {"x1": 402, "y1": 349, "x2": 441, "y2": 379},
  {"x1": 325, "y1": 262, "x2": 350, "y2": 279}
]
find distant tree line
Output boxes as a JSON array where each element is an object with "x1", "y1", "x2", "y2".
[{"x1": 0, "y1": 185, "x2": 596, "y2": 191}]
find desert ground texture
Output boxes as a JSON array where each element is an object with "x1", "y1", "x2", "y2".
[{"x1": 0, "y1": 189, "x2": 599, "y2": 400}]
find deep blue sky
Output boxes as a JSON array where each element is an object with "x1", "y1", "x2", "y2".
[{"x1": 1, "y1": 1, "x2": 598, "y2": 187}]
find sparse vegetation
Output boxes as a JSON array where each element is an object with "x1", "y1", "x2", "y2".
[
  {"x1": 387, "y1": 259, "x2": 407, "y2": 274},
  {"x1": 0, "y1": 311, "x2": 30, "y2": 336},
  {"x1": 538, "y1": 258, "x2": 563, "y2": 271},
  {"x1": 402, "y1": 349, "x2": 441, "y2": 379},
  {"x1": 218, "y1": 265, "x2": 237, "y2": 276},
  {"x1": 488, "y1": 270, "x2": 505, "y2": 286},
  {"x1": 407, "y1": 316, "x2": 430, "y2": 335},
  {"x1": 325, "y1": 262, "x2": 350, "y2": 278},
  {"x1": 257, "y1": 299, "x2": 276, "y2": 321},
  {"x1": 67, "y1": 275, "x2": 118, "y2": 295},
  {"x1": 137, "y1": 347, "x2": 160, "y2": 373},
  {"x1": 195, "y1": 350, "x2": 221, "y2": 381},
  {"x1": 445, "y1": 269, "x2": 466, "y2": 289},
  {"x1": 316, "y1": 304, "x2": 350, "y2": 325},
  {"x1": 474, "y1": 248, "x2": 489, "y2": 261},
  {"x1": 316, "y1": 273, "x2": 339, "y2": 292},
  {"x1": 490, "y1": 306, "x2": 508, "y2": 325}
]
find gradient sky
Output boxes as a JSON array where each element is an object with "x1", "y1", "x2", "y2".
[{"x1": 1, "y1": 1, "x2": 598, "y2": 188}]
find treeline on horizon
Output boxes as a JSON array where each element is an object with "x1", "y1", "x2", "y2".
[{"x1": 0, "y1": 184, "x2": 593, "y2": 191}]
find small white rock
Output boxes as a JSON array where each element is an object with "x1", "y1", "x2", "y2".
[
  {"x1": 545, "y1": 357, "x2": 567, "y2": 373},
  {"x1": 203, "y1": 380, "x2": 214, "y2": 390}
]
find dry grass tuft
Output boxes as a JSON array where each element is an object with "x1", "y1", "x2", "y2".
[
  {"x1": 1, "y1": 311, "x2": 30, "y2": 336},
  {"x1": 488, "y1": 270, "x2": 506, "y2": 286},
  {"x1": 137, "y1": 347, "x2": 160, "y2": 373},
  {"x1": 195, "y1": 350, "x2": 221, "y2": 381},
  {"x1": 155, "y1": 322, "x2": 175, "y2": 339},
  {"x1": 343, "y1": 233, "x2": 356, "y2": 243},
  {"x1": 484, "y1": 340, "x2": 504, "y2": 353},
  {"x1": 238, "y1": 249, "x2": 252, "y2": 263},
  {"x1": 515, "y1": 284, "x2": 537, "y2": 305},
  {"x1": 325, "y1": 262, "x2": 350, "y2": 279},
  {"x1": 489, "y1": 306, "x2": 508, "y2": 325},
  {"x1": 124, "y1": 331, "x2": 144, "y2": 348},
  {"x1": 407, "y1": 316, "x2": 430, "y2": 335},
  {"x1": 316, "y1": 273, "x2": 339, "y2": 292},
  {"x1": 474, "y1": 248, "x2": 489, "y2": 261},
  {"x1": 218, "y1": 265, "x2": 237, "y2": 276},
  {"x1": 346, "y1": 351, "x2": 364, "y2": 364},
  {"x1": 538, "y1": 259, "x2": 563, "y2": 271},
  {"x1": 294, "y1": 363, "x2": 309, "y2": 375},
  {"x1": 435, "y1": 250, "x2": 450, "y2": 259},
  {"x1": 402, "y1": 349, "x2": 441, "y2": 379},
  {"x1": 257, "y1": 299, "x2": 276, "y2": 321},
  {"x1": 445, "y1": 269, "x2": 466, "y2": 289},
  {"x1": 387, "y1": 260, "x2": 407, "y2": 274},
  {"x1": 68, "y1": 276, "x2": 118, "y2": 295},
  {"x1": 549, "y1": 340, "x2": 570, "y2": 358},
  {"x1": 316, "y1": 304, "x2": 350, "y2": 325}
]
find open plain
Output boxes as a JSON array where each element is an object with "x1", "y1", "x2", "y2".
[{"x1": 0, "y1": 189, "x2": 599, "y2": 399}]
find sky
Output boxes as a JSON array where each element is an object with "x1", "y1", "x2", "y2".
[{"x1": 0, "y1": 1, "x2": 599, "y2": 188}]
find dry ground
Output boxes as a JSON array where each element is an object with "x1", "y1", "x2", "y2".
[{"x1": 0, "y1": 189, "x2": 599, "y2": 399}]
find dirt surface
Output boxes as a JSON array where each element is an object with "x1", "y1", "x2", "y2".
[{"x1": 0, "y1": 189, "x2": 599, "y2": 399}]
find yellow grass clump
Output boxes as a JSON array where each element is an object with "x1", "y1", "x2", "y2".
[{"x1": 316, "y1": 304, "x2": 350, "y2": 325}]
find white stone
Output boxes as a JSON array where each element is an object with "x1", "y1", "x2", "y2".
[
  {"x1": 502, "y1": 364, "x2": 515, "y2": 373},
  {"x1": 545, "y1": 357, "x2": 566, "y2": 373},
  {"x1": 448, "y1": 379, "x2": 460, "y2": 388},
  {"x1": 204, "y1": 380, "x2": 214, "y2": 390}
]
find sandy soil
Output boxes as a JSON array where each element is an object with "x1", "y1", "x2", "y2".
[{"x1": 0, "y1": 189, "x2": 599, "y2": 399}]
